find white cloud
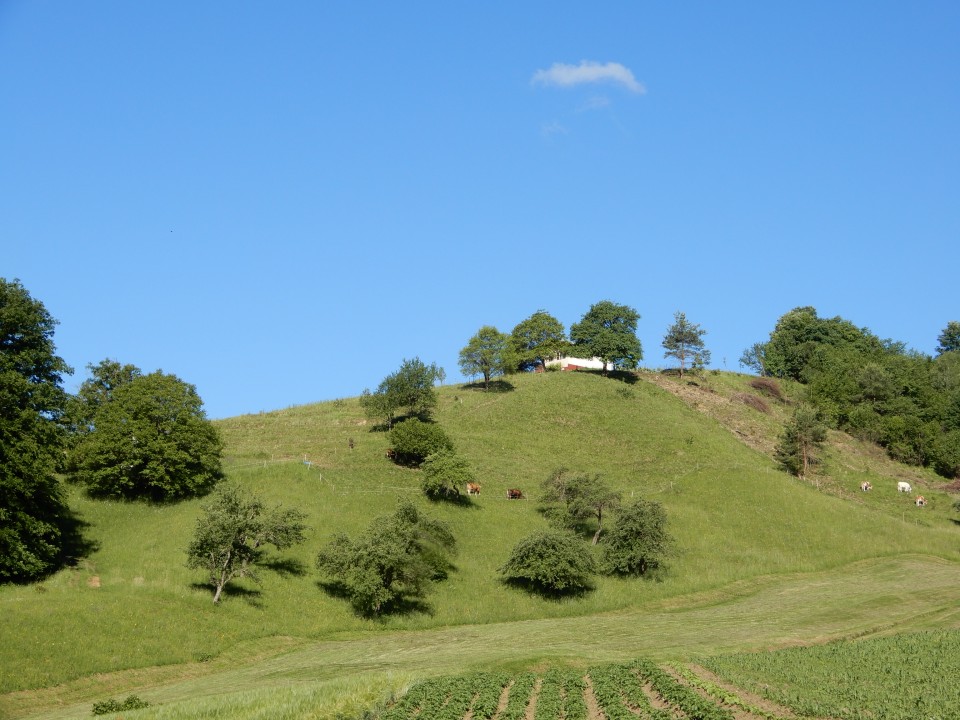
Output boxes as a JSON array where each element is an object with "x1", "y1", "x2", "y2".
[
  {"x1": 540, "y1": 121, "x2": 568, "y2": 138},
  {"x1": 532, "y1": 61, "x2": 645, "y2": 93}
]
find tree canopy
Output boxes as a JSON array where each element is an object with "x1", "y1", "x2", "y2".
[
  {"x1": 186, "y1": 483, "x2": 308, "y2": 603},
  {"x1": 316, "y1": 501, "x2": 456, "y2": 615},
  {"x1": 459, "y1": 326, "x2": 510, "y2": 389},
  {"x1": 570, "y1": 300, "x2": 643, "y2": 372},
  {"x1": 361, "y1": 357, "x2": 445, "y2": 427},
  {"x1": 539, "y1": 468, "x2": 621, "y2": 544},
  {"x1": 420, "y1": 449, "x2": 476, "y2": 501},
  {"x1": 937, "y1": 321, "x2": 960, "y2": 355},
  {"x1": 775, "y1": 404, "x2": 828, "y2": 482},
  {"x1": 389, "y1": 418, "x2": 454, "y2": 466},
  {"x1": 0, "y1": 278, "x2": 73, "y2": 582},
  {"x1": 499, "y1": 529, "x2": 596, "y2": 595},
  {"x1": 662, "y1": 311, "x2": 710, "y2": 377},
  {"x1": 68, "y1": 371, "x2": 224, "y2": 501},
  {"x1": 510, "y1": 310, "x2": 569, "y2": 372},
  {"x1": 600, "y1": 499, "x2": 672, "y2": 577}
]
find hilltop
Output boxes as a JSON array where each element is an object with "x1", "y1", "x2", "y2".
[{"x1": 2, "y1": 369, "x2": 958, "y2": 719}]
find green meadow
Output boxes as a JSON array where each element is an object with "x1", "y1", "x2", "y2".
[{"x1": 2, "y1": 370, "x2": 958, "y2": 719}]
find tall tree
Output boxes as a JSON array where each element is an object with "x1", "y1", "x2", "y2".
[
  {"x1": 662, "y1": 311, "x2": 710, "y2": 378},
  {"x1": 570, "y1": 300, "x2": 643, "y2": 373},
  {"x1": 64, "y1": 359, "x2": 141, "y2": 447},
  {"x1": 186, "y1": 483, "x2": 307, "y2": 603},
  {"x1": 68, "y1": 371, "x2": 224, "y2": 501},
  {"x1": 775, "y1": 404, "x2": 828, "y2": 483},
  {"x1": 361, "y1": 357, "x2": 445, "y2": 427},
  {"x1": 0, "y1": 278, "x2": 73, "y2": 582},
  {"x1": 459, "y1": 325, "x2": 510, "y2": 389},
  {"x1": 739, "y1": 342, "x2": 768, "y2": 375},
  {"x1": 510, "y1": 310, "x2": 569, "y2": 372},
  {"x1": 937, "y1": 321, "x2": 960, "y2": 355}
]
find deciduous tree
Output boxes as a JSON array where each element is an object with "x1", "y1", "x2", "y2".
[
  {"x1": 937, "y1": 321, "x2": 960, "y2": 355},
  {"x1": 459, "y1": 326, "x2": 510, "y2": 389},
  {"x1": 499, "y1": 530, "x2": 595, "y2": 594},
  {"x1": 570, "y1": 300, "x2": 642, "y2": 373},
  {"x1": 601, "y1": 499, "x2": 672, "y2": 577},
  {"x1": 389, "y1": 418, "x2": 454, "y2": 466},
  {"x1": 69, "y1": 371, "x2": 224, "y2": 501},
  {"x1": 662, "y1": 311, "x2": 710, "y2": 377},
  {"x1": 316, "y1": 501, "x2": 456, "y2": 615},
  {"x1": 510, "y1": 310, "x2": 569, "y2": 372},
  {"x1": 0, "y1": 278, "x2": 73, "y2": 582},
  {"x1": 186, "y1": 483, "x2": 307, "y2": 603},
  {"x1": 539, "y1": 468, "x2": 621, "y2": 544},
  {"x1": 361, "y1": 357, "x2": 445, "y2": 427},
  {"x1": 421, "y1": 449, "x2": 476, "y2": 500}
]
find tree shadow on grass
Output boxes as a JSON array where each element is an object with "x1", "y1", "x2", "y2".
[
  {"x1": 499, "y1": 577, "x2": 594, "y2": 602},
  {"x1": 190, "y1": 582, "x2": 264, "y2": 607},
  {"x1": 260, "y1": 557, "x2": 309, "y2": 577},
  {"x1": 459, "y1": 379, "x2": 515, "y2": 393},
  {"x1": 315, "y1": 580, "x2": 435, "y2": 619},
  {"x1": 58, "y1": 510, "x2": 100, "y2": 568}
]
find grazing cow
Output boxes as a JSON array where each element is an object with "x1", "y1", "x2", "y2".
[
  {"x1": 385, "y1": 448, "x2": 396, "y2": 460},
  {"x1": 860, "y1": 481, "x2": 872, "y2": 492},
  {"x1": 506, "y1": 488, "x2": 524, "y2": 500},
  {"x1": 466, "y1": 482, "x2": 481, "y2": 496},
  {"x1": 897, "y1": 481, "x2": 912, "y2": 493},
  {"x1": 348, "y1": 438, "x2": 355, "y2": 450},
  {"x1": 916, "y1": 495, "x2": 926, "y2": 507}
]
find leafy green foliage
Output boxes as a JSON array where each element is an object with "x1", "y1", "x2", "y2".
[
  {"x1": 459, "y1": 325, "x2": 511, "y2": 389},
  {"x1": 662, "y1": 310, "x2": 711, "y2": 377},
  {"x1": 91, "y1": 694, "x2": 150, "y2": 715},
  {"x1": 739, "y1": 342, "x2": 767, "y2": 375},
  {"x1": 499, "y1": 529, "x2": 596, "y2": 594},
  {"x1": 316, "y1": 501, "x2": 456, "y2": 616},
  {"x1": 774, "y1": 404, "x2": 828, "y2": 480},
  {"x1": 0, "y1": 278, "x2": 72, "y2": 582},
  {"x1": 186, "y1": 483, "x2": 307, "y2": 603},
  {"x1": 569, "y1": 300, "x2": 642, "y2": 371},
  {"x1": 361, "y1": 357, "x2": 445, "y2": 427},
  {"x1": 64, "y1": 358, "x2": 141, "y2": 439},
  {"x1": 389, "y1": 418, "x2": 454, "y2": 466},
  {"x1": 510, "y1": 310, "x2": 569, "y2": 372},
  {"x1": 538, "y1": 468, "x2": 620, "y2": 544},
  {"x1": 68, "y1": 371, "x2": 224, "y2": 501},
  {"x1": 420, "y1": 449, "x2": 475, "y2": 500},
  {"x1": 601, "y1": 499, "x2": 672, "y2": 577},
  {"x1": 937, "y1": 320, "x2": 960, "y2": 355}
]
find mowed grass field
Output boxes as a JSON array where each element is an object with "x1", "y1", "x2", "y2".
[{"x1": 2, "y1": 370, "x2": 958, "y2": 719}]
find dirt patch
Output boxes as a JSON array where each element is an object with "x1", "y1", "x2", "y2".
[
  {"x1": 524, "y1": 676, "x2": 542, "y2": 720},
  {"x1": 87, "y1": 576, "x2": 100, "y2": 588},
  {"x1": 582, "y1": 674, "x2": 606, "y2": 720},
  {"x1": 490, "y1": 680, "x2": 512, "y2": 720}
]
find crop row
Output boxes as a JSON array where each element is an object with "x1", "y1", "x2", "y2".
[{"x1": 378, "y1": 660, "x2": 757, "y2": 720}]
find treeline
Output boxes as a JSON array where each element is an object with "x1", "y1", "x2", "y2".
[{"x1": 743, "y1": 307, "x2": 960, "y2": 479}]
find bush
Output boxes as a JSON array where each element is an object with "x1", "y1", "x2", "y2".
[
  {"x1": 748, "y1": 377, "x2": 784, "y2": 401},
  {"x1": 733, "y1": 392, "x2": 769, "y2": 414},
  {"x1": 92, "y1": 694, "x2": 150, "y2": 715},
  {"x1": 389, "y1": 418, "x2": 454, "y2": 466},
  {"x1": 499, "y1": 529, "x2": 595, "y2": 594}
]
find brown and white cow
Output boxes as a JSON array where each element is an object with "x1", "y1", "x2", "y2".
[
  {"x1": 860, "y1": 481, "x2": 872, "y2": 492},
  {"x1": 466, "y1": 482, "x2": 481, "y2": 496},
  {"x1": 506, "y1": 488, "x2": 524, "y2": 500},
  {"x1": 916, "y1": 495, "x2": 926, "y2": 507}
]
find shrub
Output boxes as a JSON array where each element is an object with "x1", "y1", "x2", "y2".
[
  {"x1": 748, "y1": 377, "x2": 784, "y2": 401},
  {"x1": 92, "y1": 695, "x2": 150, "y2": 715},
  {"x1": 733, "y1": 392, "x2": 770, "y2": 414},
  {"x1": 388, "y1": 418, "x2": 454, "y2": 466},
  {"x1": 601, "y1": 499, "x2": 673, "y2": 577}
]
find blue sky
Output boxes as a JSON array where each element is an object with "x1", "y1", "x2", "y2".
[{"x1": 3, "y1": 2, "x2": 958, "y2": 419}]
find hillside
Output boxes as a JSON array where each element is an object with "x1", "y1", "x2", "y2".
[{"x1": 2, "y1": 370, "x2": 958, "y2": 719}]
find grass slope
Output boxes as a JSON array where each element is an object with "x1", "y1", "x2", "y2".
[{"x1": 2, "y1": 370, "x2": 958, "y2": 718}]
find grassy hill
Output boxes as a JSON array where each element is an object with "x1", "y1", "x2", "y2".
[{"x1": 2, "y1": 370, "x2": 958, "y2": 719}]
